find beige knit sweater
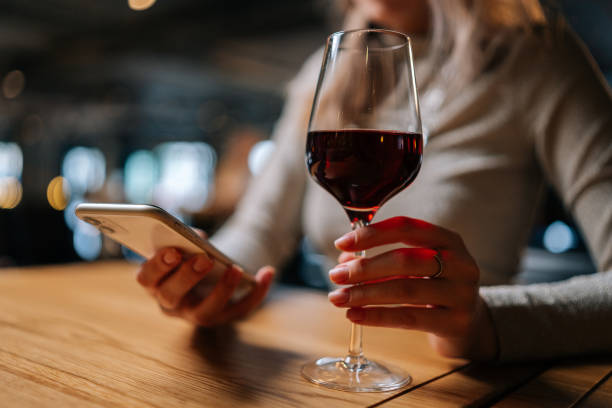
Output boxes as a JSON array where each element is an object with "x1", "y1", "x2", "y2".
[{"x1": 211, "y1": 30, "x2": 612, "y2": 361}]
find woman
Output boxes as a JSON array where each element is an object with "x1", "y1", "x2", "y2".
[{"x1": 137, "y1": 0, "x2": 612, "y2": 361}]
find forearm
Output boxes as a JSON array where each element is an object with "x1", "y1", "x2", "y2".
[
  {"x1": 210, "y1": 139, "x2": 307, "y2": 274},
  {"x1": 480, "y1": 271, "x2": 612, "y2": 361},
  {"x1": 211, "y1": 50, "x2": 322, "y2": 273}
]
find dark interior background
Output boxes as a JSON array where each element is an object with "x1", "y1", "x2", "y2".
[
  {"x1": 0, "y1": 0, "x2": 609, "y2": 284},
  {"x1": 0, "y1": 0, "x2": 332, "y2": 265}
]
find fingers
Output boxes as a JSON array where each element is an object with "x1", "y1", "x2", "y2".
[
  {"x1": 330, "y1": 216, "x2": 484, "y2": 355},
  {"x1": 346, "y1": 306, "x2": 474, "y2": 338},
  {"x1": 330, "y1": 248, "x2": 439, "y2": 283},
  {"x1": 333, "y1": 248, "x2": 476, "y2": 283},
  {"x1": 215, "y1": 266, "x2": 275, "y2": 322},
  {"x1": 183, "y1": 265, "x2": 243, "y2": 326},
  {"x1": 337, "y1": 252, "x2": 356, "y2": 264},
  {"x1": 328, "y1": 278, "x2": 472, "y2": 309},
  {"x1": 334, "y1": 216, "x2": 464, "y2": 252},
  {"x1": 155, "y1": 254, "x2": 213, "y2": 309},
  {"x1": 137, "y1": 248, "x2": 182, "y2": 288}
]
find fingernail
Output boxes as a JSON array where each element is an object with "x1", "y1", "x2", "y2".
[
  {"x1": 262, "y1": 270, "x2": 275, "y2": 285},
  {"x1": 329, "y1": 266, "x2": 349, "y2": 283},
  {"x1": 232, "y1": 267, "x2": 244, "y2": 285},
  {"x1": 334, "y1": 233, "x2": 354, "y2": 248},
  {"x1": 163, "y1": 249, "x2": 179, "y2": 265},
  {"x1": 193, "y1": 256, "x2": 210, "y2": 273},
  {"x1": 347, "y1": 308, "x2": 365, "y2": 322},
  {"x1": 328, "y1": 289, "x2": 349, "y2": 305}
]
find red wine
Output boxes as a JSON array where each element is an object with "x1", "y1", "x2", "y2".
[{"x1": 306, "y1": 129, "x2": 423, "y2": 224}]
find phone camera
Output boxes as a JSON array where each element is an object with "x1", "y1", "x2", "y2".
[
  {"x1": 83, "y1": 217, "x2": 101, "y2": 226},
  {"x1": 99, "y1": 225, "x2": 115, "y2": 234}
]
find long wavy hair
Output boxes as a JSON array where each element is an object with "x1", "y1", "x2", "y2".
[{"x1": 332, "y1": 0, "x2": 558, "y2": 92}]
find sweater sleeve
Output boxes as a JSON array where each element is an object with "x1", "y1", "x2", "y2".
[
  {"x1": 481, "y1": 272, "x2": 612, "y2": 361},
  {"x1": 481, "y1": 32, "x2": 612, "y2": 361},
  {"x1": 209, "y1": 50, "x2": 322, "y2": 274}
]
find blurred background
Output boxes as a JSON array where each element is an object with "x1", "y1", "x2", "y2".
[
  {"x1": 0, "y1": 0, "x2": 610, "y2": 283},
  {"x1": 0, "y1": 0, "x2": 334, "y2": 265}
]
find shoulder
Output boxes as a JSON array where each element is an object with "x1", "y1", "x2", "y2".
[
  {"x1": 273, "y1": 47, "x2": 324, "y2": 137},
  {"x1": 509, "y1": 27, "x2": 610, "y2": 96},
  {"x1": 268, "y1": 48, "x2": 325, "y2": 154},
  {"x1": 285, "y1": 47, "x2": 325, "y2": 101},
  {"x1": 504, "y1": 26, "x2": 612, "y2": 134}
]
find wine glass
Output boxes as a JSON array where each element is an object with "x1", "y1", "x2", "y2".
[{"x1": 302, "y1": 29, "x2": 423, "y2": 392}]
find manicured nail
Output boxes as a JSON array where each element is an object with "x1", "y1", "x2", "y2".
[
  {"x1": 233, "y1": 267, "x2": 244, "y2": 285},
  {"x1": 328, "y1": 289, "x2": 349, "y2": 305},
  {"x1": 163, "y1": 249, "x2": 179, "y2": 265},
  {"x1": 334, "y1": 233, "x2": 354, "y2": 248},
  {"x1": 329, "y1": 266, "x2": 349, "y2": 283},
  {"x1": 193, "y1": 255, "x2": 210, "y2": 273},
  {"x1": 262, "y1": 270, "x2": 275, "y2": 285},
  {"x1": 347, "y1": 308, "x2": 365, "y2": 322}
]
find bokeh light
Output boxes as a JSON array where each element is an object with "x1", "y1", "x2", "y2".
[
  {"x1": 0, "y1": 143, "x2": 24, "y2": 210},
  {"x1": 2, "y1": 70, "x2": 25, "y2": 99},
  {"x1": 61, "y1": 146, "x2": 106, "y2": 197},
  {"x1": 73, "y1": 220, "x2": 102, "y2": 261},
  {"x1": 64, "y1": 199, "x2": 84, "y2": 231},
  {"x1": 121, "y1": 245, "x2": 145, "y2": 263},
  {"x1": 543, "y1": 220, "x2": 576, "y2": 254},
  {"x1": 124, "y1": 150, "x2": 159, "y2": 203},
  {"x1": 47, "y1": 176, "x2": 71, "y2": 211},
  {"x1": 154, "y1": 142, "x2": 216, "y2": 213},
  {"x1": 0, "y1": 177, "x2": 23, "y2": 209},
  {"x1": 128, "y1": 0, "x2": 156, "y2": 11},
  {"x1": 0, "y1": 142, "x2": 24, "y2": 178},
  {"x1": 248, "y1": 140, "x2": 275, "y2": 175}
]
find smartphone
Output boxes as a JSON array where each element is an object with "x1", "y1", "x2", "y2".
[{"x1": 75, "y1": 203, "x2": 254, "y2": 301}]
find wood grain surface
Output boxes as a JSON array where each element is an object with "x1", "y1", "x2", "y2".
[
  {"x1": 2, "y1": 261, "x2": 610, "y2": 407},
  {"x1": 576, "y1": 370, "x2": 612, "y2": 408},
  {"x1": 0, "y1": 261, "x2": 463, "y2": 408},
  {"x1": 378, "y1": 362, "x2": 551, "y2": 408},
  {"x1": 494, "y1": 361, "x2": 612, "y2": 408}
]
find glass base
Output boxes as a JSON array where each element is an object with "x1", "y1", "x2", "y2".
[{"x1": 301, "y1": 355, "x2": 411, "y2": 392}]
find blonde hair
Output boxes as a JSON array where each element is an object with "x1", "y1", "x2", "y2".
[
  {"x1": 427, "y1": 0, "x2": 550, "y2": 89},
  {"x1": 340, "y1": 0, "x2": 556, "y2": 92}
]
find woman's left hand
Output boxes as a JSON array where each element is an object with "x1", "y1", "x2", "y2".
[{"x1": 329, "y1": 216, "x2": 498, "y2": 360}]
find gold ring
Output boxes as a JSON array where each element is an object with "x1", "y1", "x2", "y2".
[{"x1": 430, "y1": 252, "x2": 444, "y2": 279}]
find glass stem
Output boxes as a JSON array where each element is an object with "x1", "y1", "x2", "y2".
[{"x1": 346, "y1": 219, "x2": 367, "y2": 369}]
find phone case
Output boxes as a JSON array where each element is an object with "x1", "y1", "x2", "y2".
[{"x1": 75, "y1": 203, "x2": 254, "y2": 301}]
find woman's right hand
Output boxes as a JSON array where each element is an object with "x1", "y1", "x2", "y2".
[{"x1": 136, "y1": 248, "x2": 275, "y2": 327}]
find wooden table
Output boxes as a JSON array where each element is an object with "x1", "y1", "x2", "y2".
[{"x1": 1, "y1": 261, "x2": 610, "y2": 407}]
